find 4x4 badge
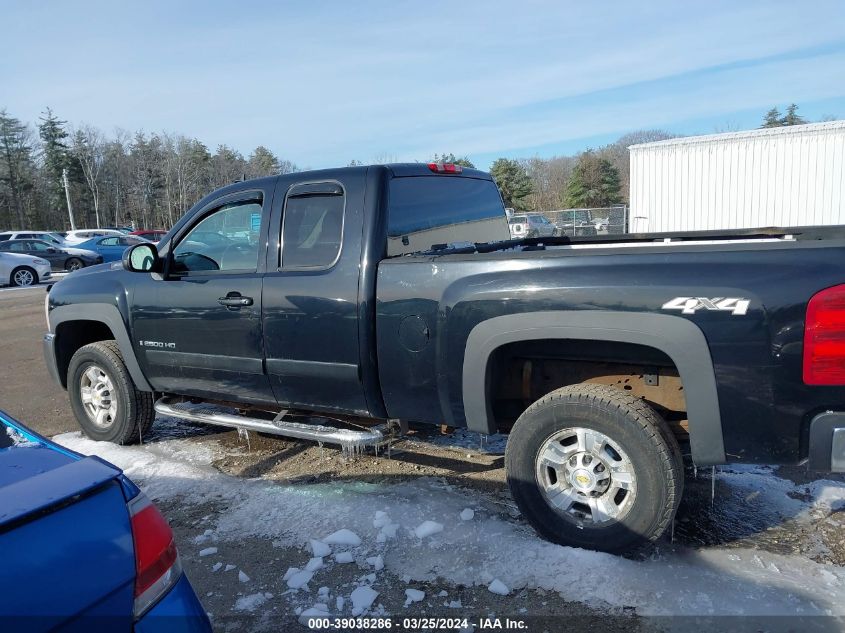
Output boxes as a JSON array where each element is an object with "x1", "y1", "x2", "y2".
[{"x1": 662, "y1": 297, "x2": 750, "y2": 316}]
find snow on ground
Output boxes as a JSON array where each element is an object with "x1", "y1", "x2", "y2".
[{"x1": 55, "y1": 432, "x2": 845, "y2": 618}]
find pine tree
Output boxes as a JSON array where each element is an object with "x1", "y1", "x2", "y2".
[
  {"x1": 431, "y1": 152, "x2": 475, "y2": 168},
  {"x1": 782, "y1": 103, "x2": 807, "y2": 126},
  {"x1": 565, "y1": 151, "x2": 622, "y2": 208},
  {"x1": 246, "y1": 146, "x2": 280, "y2": 178},
  {"x1": 38, "y1": 108, "x2": 77, "y2": 216},
  {"x1": 761, "y1": 107, "x2": 783, "y2": 128},
  {"x1": 211, "y1": 145, "x2": 246, "y2": 187},
  {"x1": 0, "y1": 110, "x2": 35, "y2": 228},
  {"x1": 489, "y1": 158, "x2": 532, "y2": 209}
]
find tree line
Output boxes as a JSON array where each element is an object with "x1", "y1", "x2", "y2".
[
  {"x1": 485, "y1": 129, "x2": 677, "y2": 212},
  {"x1": 488, "y1": 103, "x2": 826, "y2": 212},
  {"x1": 0, "y1": 108, "x2": 297, "y2": 231},
  {"x1": 0, "y1": 104, "x2": 831, "y2": 230}
]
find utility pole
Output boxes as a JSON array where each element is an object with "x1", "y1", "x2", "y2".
[{"x1": 62, "y1": 168, "x2": 77, "y2": 230}]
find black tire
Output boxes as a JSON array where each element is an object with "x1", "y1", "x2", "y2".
[
  {"x1": 65, "y1": 257, "x2": 84, "y2": 272},
  {"x1": 10, "y1": 266, "x2": 37, "y2": 287},
  {"x1": 67, "y1": 340, "x2": 155, "y2": 444},
  {"x1": 505, "y1": 383, "x2": 683, "y2": 554}
]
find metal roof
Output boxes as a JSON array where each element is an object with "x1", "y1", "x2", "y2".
[{"x1": 629, "y1": 119, "x2": 845, "y2": 151}]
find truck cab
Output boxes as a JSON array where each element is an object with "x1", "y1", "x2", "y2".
[{"x1": 47, "y1": 164, "x2": 509, "y2": 420}]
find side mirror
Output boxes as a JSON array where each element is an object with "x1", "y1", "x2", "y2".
[
  {"x1": 123, "y1": 242, "x2": 161, "y2": 273},
  {"x1": 47, "y1": 247, "x2": 57, "y2": 253}
]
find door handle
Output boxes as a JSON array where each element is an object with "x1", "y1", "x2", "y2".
[{"x1": 218, "y1": 294, "x2": 253, "y2": 308}]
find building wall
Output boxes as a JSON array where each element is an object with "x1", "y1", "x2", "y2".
[{"x1": 629, "y1": 121, "x2": 845, "y2": 233}]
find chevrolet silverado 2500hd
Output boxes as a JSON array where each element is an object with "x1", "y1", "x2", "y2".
[{"x1": 43, "y1": 162, "x2": 845, "y2": 553}]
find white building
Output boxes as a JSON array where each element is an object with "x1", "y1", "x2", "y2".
[{"x1": 628, "y1": 120, "x2": 845, "y2": 233}]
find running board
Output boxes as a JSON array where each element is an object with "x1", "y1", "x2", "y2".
[{"x1": 154, "y1": 397, "x2": 385, "y2": 449}]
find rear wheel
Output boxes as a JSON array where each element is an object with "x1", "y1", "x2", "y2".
[
  {"x1": 10, "y1": 266, "x2": 36, "y2": 287},
  {"x1": 67, "y1": 340, "x2": 155, "y2": 444},
  {"x1": 65, "y1": 257, "x2": 84, "y2": 272},
  {"x1": 505, "y1": 383, "x2": 683, "y2": 554}
]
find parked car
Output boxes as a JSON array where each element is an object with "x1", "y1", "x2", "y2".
[
  {"x1": 42, "y1": 162, "x2": 845, "y2": 555},
  {"x1": 594, "y1": 217, "x2": 609, "y2": 231},
  {"x1": 75, "y1": 235, "x2": 150, "y2": 262},
  {"x1": 131, "y1": 229, "x2": 168, "y2": 242},
  {"x1": 557, "y1": 209, "x2": 598, "y2": 237},
  {"x1": 0, "y1": 410, "x2": 211, "y2": 632},
  {"x1": 0, "y1": 239, "x2": 103, "y2": 271},
  {"x1": 508, "y1": 213, "x2": 558, "y2": 238},
  {"x1": 0, "y1": 230, "x2": 68, "y2": 246},
  {"x1": 63, "y1": 229, "x2": 126, "y2": 245},
  {"x1": 103, "y1": 226, "x2": 134, "y2": 234},
  {"x1": 0, "y1": 251, "x2": 51, "y2": 286}
]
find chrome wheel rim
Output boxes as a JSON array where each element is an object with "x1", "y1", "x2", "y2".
[
  {"x1": 535, "y1": 427, "x2": 636, "y2": 526},
  {"x1": 80, "y1": 364, "x2": 117, "y2": 428},
  {"x1": 13, "y1": 269, "x2": 34, "y2": 286},
  {"x1": 68, "y1": 260, "x2": 81, "y2": 271}
]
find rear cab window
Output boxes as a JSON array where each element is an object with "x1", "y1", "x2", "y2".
[{"x1": 387, "y1": 175, "x2": 509, "y2": 256}]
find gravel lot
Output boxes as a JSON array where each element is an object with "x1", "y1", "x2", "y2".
[{"x1": 4, "y1": 287, "x2": 845, "y2": 632}]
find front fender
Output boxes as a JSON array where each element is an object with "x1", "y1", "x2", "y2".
[
  {"x1": 462, "y1": 310, "x2": 725, "y2": 465},
  {"x1": 50, "y1": 303, "x2": 152, "y2": 392}
]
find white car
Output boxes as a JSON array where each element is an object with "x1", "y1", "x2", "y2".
[
  {"x1": 0, "y1": 230, "x2": 68, "y2": 246},
  {"x1": 61, "y1": 229, "x2": 125, "y2": 245},
  {"x1": 0, "y1": 251, "x2": 52, "y2": 287}
]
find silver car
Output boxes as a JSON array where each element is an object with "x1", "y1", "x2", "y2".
[
  {"x1": 0, "y1": 251, "x2": 52, "y2": 287},
  {"x1": 508, "y1": 214, "x2": 558, "y2": 239}
]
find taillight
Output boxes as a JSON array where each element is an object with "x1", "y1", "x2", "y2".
[
  {"x1": 129, "y1": 494, "x2": 182, "y2": 618},
  {"x1": 428, "y1": 162, "x2": 462, "y2": 174},
  {"x1": 804, "y1": 284, "x2": 845, "y2": 385}
]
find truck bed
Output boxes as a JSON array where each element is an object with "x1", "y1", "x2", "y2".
[{"x1": 375, "y1": 228, "x2": 845, "y2": 465}]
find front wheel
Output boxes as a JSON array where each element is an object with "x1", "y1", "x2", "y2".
[
  {"x1": 65, "y1": 257, "x2": 84, "y2": 272},
  {"x1": 11, "y1": 266, "x2": 37, "y2": 287},
  {"x1": 67, "y1": 340, "x2": 155, "y2": 444},
  {"x1": 505, "y1": 384, "x2": 683, "y2": 554}
]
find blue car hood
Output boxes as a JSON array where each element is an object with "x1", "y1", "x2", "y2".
[{"x1": 0, "y1": 411, "x2": 123, "y2": 527}]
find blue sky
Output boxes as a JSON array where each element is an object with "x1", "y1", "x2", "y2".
[{"x1": 1, "y1": 0, "x2": 844, "y2": 170}]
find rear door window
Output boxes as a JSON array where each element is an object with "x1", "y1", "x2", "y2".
[
  {"x1": 280, "y1": 184, "x2": 344, "y2": 270},
  {"x1": 387, "y1": 176, "x2": 508, "y2": 255}
]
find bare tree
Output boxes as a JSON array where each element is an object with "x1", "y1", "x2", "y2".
[
  {"x1": 71, "y1": 124, "x2": 105, "y2": 227},
  {"x1": 522, "y1": 155, "x2": 575, "y2": 212}
]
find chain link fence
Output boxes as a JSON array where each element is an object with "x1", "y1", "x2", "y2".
[{"x1": 541, "y1": 206, "x2": 629, "y2": 236}]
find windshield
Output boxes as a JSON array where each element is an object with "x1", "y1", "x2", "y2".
[{"x1": 34, "y1": 233, "x2": 63, "y2": 245}]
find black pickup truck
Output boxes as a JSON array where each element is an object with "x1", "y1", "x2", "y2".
[{"x1": 43, "y1": 162, "x2": 845, "y2": 553}]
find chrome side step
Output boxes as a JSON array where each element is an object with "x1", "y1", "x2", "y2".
[{"x1": 154, "y1": 397, "x2": 385, "y2": 449}]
